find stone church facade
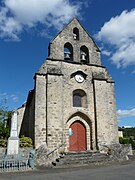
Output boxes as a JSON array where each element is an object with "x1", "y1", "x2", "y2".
[{"x1": 18, "y1": 18, "x2": 119, "y2": 152}]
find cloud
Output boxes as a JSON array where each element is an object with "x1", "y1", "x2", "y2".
[
  {"x1": 123, "y1": 126, "x2": 133, "y2": 128},
  {"x1": 132, "y1": 70, "x2": 135, "y2": 74},
  {"x1": 10, "y1": 94, "x2": 19, "y2": 102},
  {"x1": 117, "y1": 108, "x2": 135, "y2": 118},
  {"x1": 99, "y1": 47, "x2": 111, "y2": 57},
  {"x1": 0, "y1": 92, "x2": 19, "y2": 103},
  {"x1": 102, "y1": 50, "x2": 111, "y2": 57},
  {"x1": 0, "y1": 93, "x2": 8, "y2": 100},
  {"x1": 95, "y1": 9, "x2": 135, "y2": 68},
  {"x1": 0, "y1": 0, "x2": 83, "y2": 41}
]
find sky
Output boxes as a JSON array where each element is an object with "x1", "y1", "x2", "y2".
[{"x1": 0, "y1": 0, "x2": 135, "y2": 127}]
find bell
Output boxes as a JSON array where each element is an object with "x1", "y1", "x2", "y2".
[
  {"x1": 81, "y1": 52, "x2": 86, "y2": 61},
  {"x1": 64, "y1": 51, "x2": 71, "y2": 60},
  {"x1": 73, "y1": 33, "x2": 77, "y2": 40}
]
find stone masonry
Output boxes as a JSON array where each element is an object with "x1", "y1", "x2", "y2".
[{"x1": 18, "y1": 17, "x2": 119, "y2": 153}]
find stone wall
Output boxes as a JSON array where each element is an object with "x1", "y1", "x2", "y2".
[
  {"x1": 18, "y1": 17, "x2": 119, "y2": 154},
  {"x1": 18, "y1": 90, "x2": 35, "y2": 143},
  {"x1": 34, "y1": 59, "x2": 119, "y2": 151},
  {"x1": 49, "y1": 18, "x2": 101, "y2": 65},
  {"x1": 35, "y1": 75, "x2": 47, "y2": 149},
  {"x1": 118, "y1": 131, "x2": 123, "y2": 138},
  {"x1": 47, "y1": 74, "x2": 63, "y2": 149},
  {"x1": 0, "y1": 147, "x2": 33, "y2": 158},
  {"x1": 94, "y1": 80, "x2": 119, "y2": 148},
  {"x1": 17, "y1": 104, "x2": 26, "y2": 136},
  {"x1": 110, "y1": 144, "x2": 133, "y2": 160}
]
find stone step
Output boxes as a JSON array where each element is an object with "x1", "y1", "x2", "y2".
[
  {"x1": 65, "y1": 151, "x2": 99, "y2": 157},
  {"x1": 56, "y1": 157, "x2": 110, "y2": 166},
  {"x1": 52, "y1": 152, "x2": 111, "y2": 168},
  {"x1": 65, "y1": 151, "x2": 95, "y2": 155},
  {"x1": 59, "y1": 155, "x2": 108, "y2": 162},
  {"x1": 58, "y1": 152, "x2": 107, "y2": 160}
]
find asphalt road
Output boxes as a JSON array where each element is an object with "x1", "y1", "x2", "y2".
[{"x1": 1, "y1": 161, "x2": 135, "y2": 180}]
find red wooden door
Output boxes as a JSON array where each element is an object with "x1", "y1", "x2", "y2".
[{"x1": 69, "y1": 121, "x2": 86, "y2": 151}]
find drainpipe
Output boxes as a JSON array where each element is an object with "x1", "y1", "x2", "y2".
[
  {"x1": 46, "y1": 74, "x2": 48, "y2": 144},
  {"x1": 61, "y1": 62, "x2": 64, "y2": 145},
  {"x1": 92, "y1": 76, "x2": 99, "y2": 150}
]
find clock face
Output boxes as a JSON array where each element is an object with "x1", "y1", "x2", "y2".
[{"x1": 75, "y1": 74, "x2": 84, "y2": 83}]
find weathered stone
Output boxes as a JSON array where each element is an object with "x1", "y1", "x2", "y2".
[
  {"x1": 7, "y1": 111, "x2": 19, "y2": 155},
  {"x1": 109, "y1": 144, "x2": 133, "y2": 161},
  {"x1": 35, "y1": 144, "x2": 48, "y2": 167},
  {"x1": 17, "y1": 17, "x2": 119, "y2": 160}
]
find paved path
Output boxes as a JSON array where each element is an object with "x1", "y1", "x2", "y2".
[{"x1": 1, "y1": 161, "x2": 135, "y2": 180}]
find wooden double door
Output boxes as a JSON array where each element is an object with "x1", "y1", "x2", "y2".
[{"x1": 69, "y1": 121, "x2": 86, "y2": 151}]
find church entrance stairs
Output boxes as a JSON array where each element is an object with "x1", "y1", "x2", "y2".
[{"x1": 51, "y1": 151, "x2": 111, "y2": 168}]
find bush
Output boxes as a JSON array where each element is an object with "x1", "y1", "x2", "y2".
[
  {"x1": 0, "y1": 139, "x2": 7, "y2": 147},
  {"x1": 0, "y1": 136, "x2": 33, "y2": 148},
  {"x1": 0, "y1": 123, "x2": 10, "y2": 139},
  {"x1": 119, "y1": 137, "x2": 135, "y2": 150},
  {"x1": 20, "y1": 136, "x2": 33, "y2": 147},
  {"x1": 119, "y1": 137, "x2": 130, "y2": 144}
]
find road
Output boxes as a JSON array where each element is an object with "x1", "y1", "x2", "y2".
[{"x1": 0, "y1": 161, "x2": 135, "y2": 180}]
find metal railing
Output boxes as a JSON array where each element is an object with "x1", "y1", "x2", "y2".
[
  {"x1": 44, "y1": 142, "x2": 66, "y2": 166},
  {"x1": 46, "y1": 142, "x2": 66, "y2": 157},
  {"x1": 0, "y1": 158, "x2": 28, "y2": 172},
  {"x1": 0, "y1": 150, "x2": 35, "y2": 172}
]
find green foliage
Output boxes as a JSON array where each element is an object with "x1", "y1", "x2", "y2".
[
  {"x1": 0, "y1": 139, "x2": 7, "y2": 147},
  {"x1": 122, "y1": 127, "x2": 135, "y2": 137},
  {"x1": 20, "y1": 136, "x2": 33, "y2": 147},
  {"x1": 0, "y1": 111, "x2": 11, "y2": 139},
  {"x1": 0, "y1": 136, "x2": 33, "y2": 148},
  {"x1": 119, "y1": 137, "x2": 135, "y2": 149},
  {"x1": 119, "y1": 127, "x2": 135, "y2": 150},
  {"x1": 119, "y1": 137, "x2": 130, "y2": 144},
  {"x1": 0, "y1": 124, "x2": 10, "y2": 139},
  {"x1": 0, "y1": 98, "x2": 11, "y2": 139},
  {"x1": 0, "y1": 98, "x2": 8, "y2": 122}
]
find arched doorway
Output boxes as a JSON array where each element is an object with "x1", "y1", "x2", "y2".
[{"x1": 69, "y1": 121, "x2": 86, "y2": 151}]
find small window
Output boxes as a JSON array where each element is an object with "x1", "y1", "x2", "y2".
[
  {"x1": 73, "y1": 93, "x2": 82, "y2": 107},
  {"x1": 80, "y1": 46, "x2": 89, "y2": 64},
  {"x1": 64, "y1": 42, "x2": 73, "y2": 61},
  {"x1": 73, "y1": 27, "x2": 79, "y2": 40},
  {"x1": 73, "y1": 89, "x2": 87, "y2": 108}
]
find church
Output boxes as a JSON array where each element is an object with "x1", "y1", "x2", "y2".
[{"x1": 17, "y1": 17, "x2": 119, "y2": 153}]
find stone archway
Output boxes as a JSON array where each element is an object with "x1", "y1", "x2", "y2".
[
  {"x1": 69, "y1": 120, "x2": 86, "y2": 151},
  {"x1": 66, "y1": 112, "x2": 93, "y2": 151}
]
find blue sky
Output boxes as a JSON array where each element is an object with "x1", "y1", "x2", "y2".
[{"x1": 0, "y1": 0, "x2": 135, "y2": 127}]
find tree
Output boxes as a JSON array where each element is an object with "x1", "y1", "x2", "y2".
[
  {"x1": 0, "y1": 98, "x2": 8, "y2": 121},
  {"x1": 0, "y1": 98, "x2": 11, "y2": 139}
]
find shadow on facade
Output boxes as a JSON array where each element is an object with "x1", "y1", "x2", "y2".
[{"x1": 20, "y1": 89, "x2": 35, "y2": 146}]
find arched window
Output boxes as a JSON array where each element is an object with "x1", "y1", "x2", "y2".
[
  {"x1": 73, "y1": 89, "x2": 87, "y2": 108},
  {"x1": 80, "y1": 46, "x2": 89, "y2": 64},
  {"x1": 64, "y1": 42, "x2": 73, "y2": 61},
  {"x1": 73, "y1": 27, "x2": 79, "y2": 40}
]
